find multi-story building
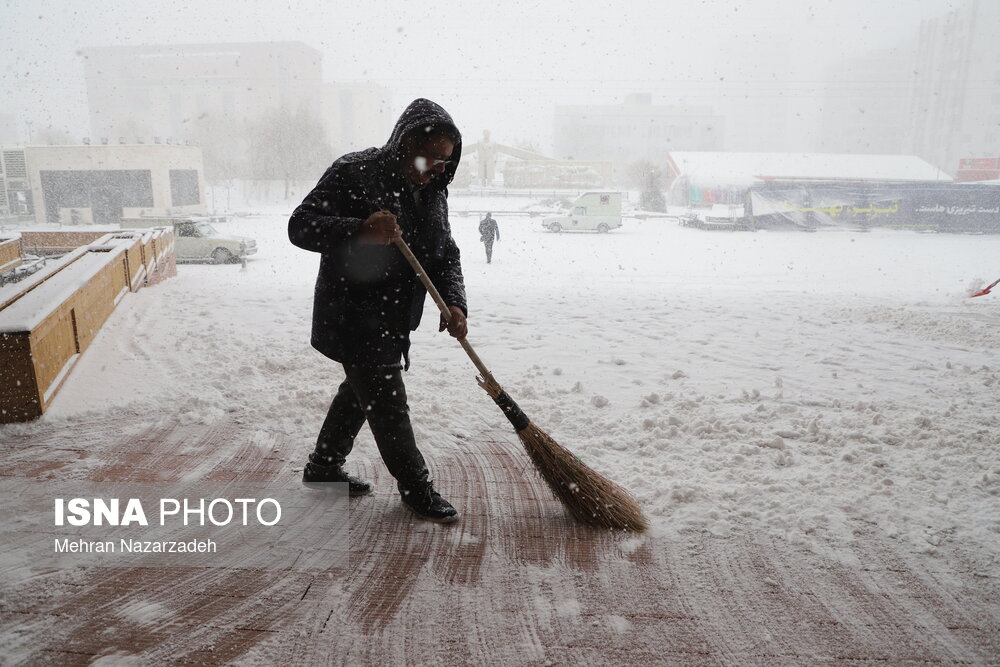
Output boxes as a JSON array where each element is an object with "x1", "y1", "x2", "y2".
[
  {"x1": 553, "y1": 94, "x2": 724, "y2": 175},
  {"x1": 906, "y1": 0, "x2": 1000, "y2": 173},
  {"x1": 79, "y1": 42, "x2": 323, "y2": 144}
]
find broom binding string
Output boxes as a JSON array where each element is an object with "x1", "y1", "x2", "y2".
[{"x1": 476, "y1": 374, "x2": 531, "y2": 432}]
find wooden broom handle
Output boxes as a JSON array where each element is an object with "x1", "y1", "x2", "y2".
[{"x1": 393, "y1": 237, "x2": 495, "y2": 382}]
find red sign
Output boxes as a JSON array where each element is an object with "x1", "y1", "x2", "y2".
[
  {"x1": 956, "y1": 157, "x2": 1000, "y2": 182},
  {"x1": 958, "y1": 157, "x2": 1000, "y2": 170}
]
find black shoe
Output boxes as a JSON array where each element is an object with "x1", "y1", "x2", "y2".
[
  {"x1": 302, "y1": 461, "x2": 373, "y2": 496},
  {"x1": 399, "y1": 480, "x2": 458, "y2": 523}
]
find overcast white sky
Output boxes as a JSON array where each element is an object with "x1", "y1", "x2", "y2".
[{"x1": 0, "y1": 0, "x2": 962, "y2": 149}]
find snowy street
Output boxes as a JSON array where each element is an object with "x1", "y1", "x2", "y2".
[
  {"x1": 2, "y1": 209, "x2": 998, "y2": 662},
  {"x1": 37, "y1": 208, "x2": 1000, "y2": 560},
  {"x1": 4, "y1": 0, "x2": 999, "y2": 661}
]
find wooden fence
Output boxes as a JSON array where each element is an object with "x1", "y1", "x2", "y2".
[{"x1": 0, "y1": 228, "x2": 175, "y2": 423}]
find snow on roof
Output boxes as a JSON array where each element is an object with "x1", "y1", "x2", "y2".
[{"x1": 668, "y1": 152, "x2": 953, "y2": 188}]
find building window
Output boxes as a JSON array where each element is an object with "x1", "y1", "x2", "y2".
[
  {"x1": 39, "y1": 169, "x2": 153, "y2": 224},
  {"x1": 169, "y1": 169, "x2": 201, "y2": 206},
  {"x1": 2, "y1": 151, "x2": 27, "y2": 178}
]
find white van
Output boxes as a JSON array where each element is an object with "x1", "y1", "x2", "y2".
[
  {"x1": 543, "y1": 192, "x2": 623, "y2": 233},
  {"x1": 121, "y1": 216, "x2": 257, "y2": 264}
]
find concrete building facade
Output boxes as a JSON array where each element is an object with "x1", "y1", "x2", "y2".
[
  {"x1": 1, "y1": 145, "x2": 206, "y2": 225},
  {"x1": 80, "y1": 42, "x2": 323, "y2": 144},
  {"x1": 553, "y1": 94, "x2": 724, "y2": 176}
]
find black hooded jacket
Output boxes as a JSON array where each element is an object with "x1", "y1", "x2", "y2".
[
  {"x1": 479, "y1": 214, "x2": 499, "y2": 243},
  {"x1": 288, "y1": 99, "x2": 467, "y2": 368}
]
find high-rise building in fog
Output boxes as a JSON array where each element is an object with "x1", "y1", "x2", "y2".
[
  {"x1": 816, "y1": 0, "x2": 998, "y2": 173},
  {"x1": 906, "y1": 0, "x2": 1000, "y2": 173},
  {"x1": 80, "y1": 42, "x2": 323, "y2": 144},
  {"x1": 553, "y1": 94, "x2": 723, "y2": 173}
]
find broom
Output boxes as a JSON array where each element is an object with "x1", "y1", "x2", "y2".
[{"x1": 394, "y1": 237, "x2": 648, "y2": 533}]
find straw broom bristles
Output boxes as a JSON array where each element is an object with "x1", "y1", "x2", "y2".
[{"x1": 477, "y1": 375, "x2": 649, "y2": 533}]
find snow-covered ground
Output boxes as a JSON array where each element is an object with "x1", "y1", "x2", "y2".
[{"x1": 8, "y1": 199, "x2": 999, "y2": 569}]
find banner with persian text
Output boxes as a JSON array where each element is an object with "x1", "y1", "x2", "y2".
[{"x1": 750, "y1": 183, "x2": 1000, "y2": 233}]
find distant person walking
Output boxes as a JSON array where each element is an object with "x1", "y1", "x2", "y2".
[{"x1": 479, "y1": 212, "x2": 500, "y2": 263}]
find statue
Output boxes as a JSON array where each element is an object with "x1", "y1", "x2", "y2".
[{"x1": 476, "y1": 130, "x2": 498, "y2": 186}]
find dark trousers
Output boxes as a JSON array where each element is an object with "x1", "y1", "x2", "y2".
[
  {"x1": 310, "y1": 365, "x2": 428, "y2": 488},
  {"x1": 484, "y1": 240, "x2": 494, "y2": 263}
]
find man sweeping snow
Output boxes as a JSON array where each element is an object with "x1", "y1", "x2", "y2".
[{"x1": 288, "y1": 98, "x2": 468, "y2": 523}]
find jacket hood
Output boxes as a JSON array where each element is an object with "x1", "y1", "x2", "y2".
[{"x1": 383, "y1": 98, "x2": 462, "y2": 190}]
